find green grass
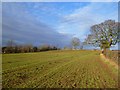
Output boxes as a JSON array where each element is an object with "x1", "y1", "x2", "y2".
[{"x1": 2, "y1": 50, "x2": 118, "y2": 88}]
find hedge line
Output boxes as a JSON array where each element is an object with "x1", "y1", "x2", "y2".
[{"x1": 103, "y1": 50, "x2": 119, "y2": 65}]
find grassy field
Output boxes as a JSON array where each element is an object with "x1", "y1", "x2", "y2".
[{"x1": 2, "y1": 50, "x2": 118, "y2": 88}]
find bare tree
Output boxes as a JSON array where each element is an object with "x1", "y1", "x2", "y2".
[
  {"x1": 6, "y1": 40, "x2": 16, "y2": 47},
  {"x1": 85, "y1": 20, "x2": 120, "y2": 55},
  {"x1": 22, "y1": 44, "x2": 33, "y2": 53},
  {"x1": 6, "y1": 40, "x2": 16, "y2": 53},
  {"x1": 71, "y1": 37, "x2": 80, "y2": 50}
]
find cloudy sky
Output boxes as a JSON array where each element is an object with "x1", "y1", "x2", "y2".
[{"x1": 2, "y1": 2, "x2": 118, "y2": 48}]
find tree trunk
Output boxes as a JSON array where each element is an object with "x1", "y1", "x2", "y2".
[
  {"x1": 103, "y1": 48, "x2": 106, "y2": 57},
  {"x1": 103, "y1": 48, "x2": 110, "y2": 57}
]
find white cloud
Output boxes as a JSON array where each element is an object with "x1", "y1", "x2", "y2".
[{"x1": 57, "y1": 2, "x2": 118, "y2": 42}]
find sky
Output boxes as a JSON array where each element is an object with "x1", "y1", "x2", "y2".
[
  {"x1": 1, "y1": 0, "x2": 119, "y2": 2},
  {"x1": 2, "y1": 2, "x2": 118, "y2": 49}
]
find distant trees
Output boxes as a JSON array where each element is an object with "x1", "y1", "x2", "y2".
[
  {"x1": 71, "y1": 37, "x2": 84, "y2": 50},
  {"x1": 71, "y1": 37, "x2": 80, "y2": 50},
  {"x1": 3, "y1": 40, "x2": 16, "y2": 53},
  {"x1": 2, "y1": 40, "x2": 60, "y2": 54},
  {"x1": 33, "y1": 46, "x2": 38, "y2": 52},
  {"x1": 38, "y1": 44, "x2": 59, "y2": 51},
  {"x1": 85, "y1": 20, "x2": 120, "y2": 55}
]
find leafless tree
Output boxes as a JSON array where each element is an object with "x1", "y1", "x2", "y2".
[
  {"x1": 85, "y1": 20, "x2": 120, "y2": 55},
  {"x1": 5, "y1": 40, "x2": 16, "y2": 53},
  {"x1": 71, "y1": 37, "x2": 80, "y2": 50}
]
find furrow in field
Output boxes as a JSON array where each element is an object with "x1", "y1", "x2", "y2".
[
  {"x1": 2, "y1": 58, "x2": 72, "y2": 87},
  {"x1": 37, "y1": 53, "x2": 117, "y2": 88},
  {"x1": 3, "y1": 53, "x2": 76, "y2": 73},
  {"x1": 2, "y1": 53, "x2": 71, "y2": 71},
  {"x1": 36, "y1": 54, "x2": 96, "y2": 88},
  {"x1": 3, "y1": 52, "x2": 90, "y2": 88},
  {"x1": 17, "y1": 53, "x2": 92, "y2": 88},
  {"x1": 27, "y1": 54, "x2": 93, "y2": 88},
  {"x1": 2, "y1": 50, "x2": 118, "y2": 88}
]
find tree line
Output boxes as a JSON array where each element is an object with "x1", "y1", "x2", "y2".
[{"x1": 2, "y1": 40, "x2": 60, "y2": 54}]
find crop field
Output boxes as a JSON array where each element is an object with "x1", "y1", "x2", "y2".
[{"x1": 2, "y1": 50, "x2": 118, "y2": 88}]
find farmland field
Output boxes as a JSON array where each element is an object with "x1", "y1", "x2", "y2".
[{"x1": 2, "y1": 50, "x2": 118, "y2": 88}]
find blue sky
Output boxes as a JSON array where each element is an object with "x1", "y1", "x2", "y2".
[{"x1": 2, "y1": 2, "x2": 118, "y2": 49}]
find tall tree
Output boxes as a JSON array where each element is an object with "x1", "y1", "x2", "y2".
[
  {"x1": 71, "y1": 37, "x2": 80, "y2": 50},
  {"x1": 85, "y1": 20, "x2": 120, "y2": 55},
  {"x1": 6, "y1": 40, "x2": 16, "y2": 53}
]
